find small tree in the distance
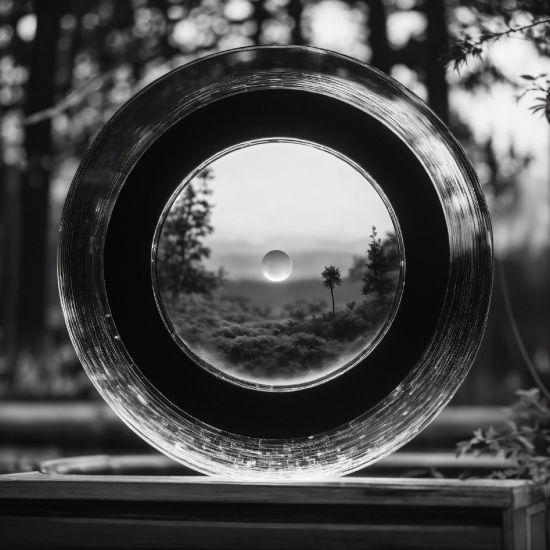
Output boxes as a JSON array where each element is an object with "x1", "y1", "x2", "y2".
[
  {"x1": 321, "y1": 265, "x2": 342, "y2": 317},
  {"x1": 361, "y1": 226, "x2": 392, "y2": 298}
]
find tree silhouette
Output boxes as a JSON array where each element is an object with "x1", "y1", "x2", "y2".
[
  {"x1": 349, "y1": 230, "x2": 400, "y2": 281},
  {"x1": 157, "y1": 168, "x2": 225, "y2": 296},
  {"x1": 321, "y1": 265, "x2": 342, "y2": 317},
  {"x1": 361, "y1": 226, "x2": 392, "y2": 297},
  {"x1": 383, "y1": 231, "x2": 400, "y2": 271}
]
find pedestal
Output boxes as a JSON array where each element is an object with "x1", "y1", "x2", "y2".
[{"x1": 0, "y1": 455, "x2": 547, "y2": 550}]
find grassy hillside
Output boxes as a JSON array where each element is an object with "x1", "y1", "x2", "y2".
[{"x1": 161, "y1": 273, "x2": 398, "y2": 387}]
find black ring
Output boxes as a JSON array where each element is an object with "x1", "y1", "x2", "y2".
[{"x1": 104, "y1": 89, "x2": 448, "y2": 439}]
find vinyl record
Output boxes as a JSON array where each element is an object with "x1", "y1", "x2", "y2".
[{"x1": 58, "y1": 46, "x2": 492, "y2": 478}]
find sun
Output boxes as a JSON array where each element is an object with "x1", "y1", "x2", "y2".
[{"x1": 261, "y1": 250, "x2": 292, "y2": 282}]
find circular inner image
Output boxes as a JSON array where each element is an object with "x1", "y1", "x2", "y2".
[{"x1": 154, "y1": 142, "x2": 403, "y2": 390}]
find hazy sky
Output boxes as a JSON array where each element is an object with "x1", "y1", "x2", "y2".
[
  {"x1": 448, "y1": 38, "x2": 550, "y2": 253},
  {"x1": 191, "y1": 142, "x2": 395, "y2": 281},
  {"x1": 310, "y1": 4, "x2": 550, "y2": 254}
]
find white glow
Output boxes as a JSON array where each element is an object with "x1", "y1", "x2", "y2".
[
  {"x1": 172, "y1": 19, "x2": 199, "y2": 49},
  {"x1": 16, "y1": 14, "x2": 36, "y2": 42},
  {"x1": 391, "y1": 64, "x2": 427, "y2": 101},
  {"x1": 224, "y1": 0, "x2": 254, "y2": 21},
  {"x1": 261, "y1": 250, "x2": 293, "y2": 282},
  {"x1": 386, "y1": 10, "x2": 427, "y2": 48},
  {"x1": 304, "y1": 0, "x2": 369, "y2": 61}
]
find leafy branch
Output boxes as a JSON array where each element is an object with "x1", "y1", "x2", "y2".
[
  {"x1": 443, "y1": 19, "x2": 550, "y2": 71},
  {"x1": 515, "y1": 73, "x2": 550, "y2": 121},
  {"x1": 22, "y1": 70, "x2": 115, "y2": 126},
  {"x1": 444, "y1": 12, "x2": 550, "y2": 123},
  {"x1": 457, "y1": 389, "x2": 550, "y2": 483}
]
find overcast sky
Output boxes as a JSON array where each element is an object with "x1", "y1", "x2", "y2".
[
  {"x1": 194, "y1": 142, "x2": 395, "y2": 281},
  {"x1": 308, "y1": 3, "x2": 549, "y2": 254}
]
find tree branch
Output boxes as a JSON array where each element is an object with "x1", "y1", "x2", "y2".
[
  {"x1": 473, "y1": 18, "x2": 550, "y2": 47},
  {"x1": 23, "y1": 70, "x2": 114, "y2": 126},
  {"x1": 444, "y1": 18, "x2": 550, "y2": 70}
]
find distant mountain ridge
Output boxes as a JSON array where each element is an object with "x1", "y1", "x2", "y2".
[
  {"x1": 205, "y1": 251, "x2": 365, "y2": 282},
  {"x1": 219, "y1": 277, "x2": 365, "y2": 313}
]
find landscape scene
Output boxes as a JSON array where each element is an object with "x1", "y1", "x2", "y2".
[{"x1": 155, "y1": 143, "x2": 402, "y2": 389}]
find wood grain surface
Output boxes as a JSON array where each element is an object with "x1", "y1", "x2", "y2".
[
  {"x1": 0, "y1": 471, "x2": 546, "y2": 549},
  {"x1": 0, "y1": 471, "x2": 543, "y2": 509},
  {"x1": 0, "y1": 516, "x2": 504, "y2": 549}
]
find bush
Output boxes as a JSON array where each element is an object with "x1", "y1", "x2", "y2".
[{"x1": 162, "y1": 290, "x2": 394, "y2": 384}]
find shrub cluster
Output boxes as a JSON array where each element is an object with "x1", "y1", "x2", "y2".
[{"x1": 163, "y1": 291, "x2": 394, "y2": 384}]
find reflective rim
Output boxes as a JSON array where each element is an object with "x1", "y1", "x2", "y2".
[{"x1": 59, "y1": 46, "x2": 492, "y2": 478}]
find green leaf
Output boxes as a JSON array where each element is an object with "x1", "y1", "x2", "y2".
[{"x1": 520, "y1": 74, "x2": 536, "y2": 80}]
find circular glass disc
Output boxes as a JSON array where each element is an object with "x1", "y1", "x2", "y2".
[
  {"x1": 154, "y1": 140, "x2": 404, "y2": 391},
  {"x1": 60, "y1": 46, "x2": 492, "y2": 478}
]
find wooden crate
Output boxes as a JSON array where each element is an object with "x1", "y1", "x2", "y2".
[{"x1": 0, "y1": 466, "x2": 547, "y2": 549}]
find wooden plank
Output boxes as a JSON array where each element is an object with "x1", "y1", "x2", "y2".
[
  {"x1": 0, "y1": 496, "x2": 503, "y2": 525},
  {"x1": 526, "y1": 502, "x2": 547, "y2": 550},
  {"x1": 0, "y1": 517, "x2": 503, "y2": 550},
  {"x1": 36, "y1": 452, "x2": 516, "y2": 477},
  {"x1": 503, "y1": 508, "x2": 529, "y2": 550},
  {"x1": 529, "y1": 509, "x2": 547, "y2": 550},
  {"x1": 501, "y1": 502, "x2": 548, "y2": 550},
  {"x1": 38, "y1": 454, "x2": 200, "y2": 476},
  {"x1": 0, "y1": 472, "x2": 543, "y2": 509},
  {"x1": 375, "y1": 452, "x2": 515, "y2": 471}
]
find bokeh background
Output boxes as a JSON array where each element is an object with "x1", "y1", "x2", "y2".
[{"x1": 0, "y1": 0, "x2": 548, "y2": 471}]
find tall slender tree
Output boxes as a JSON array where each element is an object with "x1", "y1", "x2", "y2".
[
  {"x1": 16, "y1": 2, "x2": 65, "y2": 368},
  {"x1": 365, "y1": 0, "x2": 392, "y2": 74},
  {"x1": 321, "y1": 265, "x2": 342, "y2": 317},
  {"x1": 424, "y1": 0, "x2": 450, "y2": 125}
]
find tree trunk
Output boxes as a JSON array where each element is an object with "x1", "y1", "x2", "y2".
[
  {"x1": 424, "y1": 0, "x2": 450, "y2": 125},
  {"x1": 287, "y1": 0, "x2": 305, "y2": 46},
  {"x1": 0, "y1": 164, "x2": 22, "y2": 385},
  {"x1": 16, "y1": 2, "x2": 64, "y2": 363},
  {"x1": 366, "y1": 0, "x2": 392, "y2": 74},
  {"x1": 251, "y1": 0, "x2": 269, "y2": 45},
  {"x1": 331, "y1": 288, "x2": 335, "y2": 317}
]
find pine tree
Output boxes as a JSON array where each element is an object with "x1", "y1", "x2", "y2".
[
  {"x1": 361, "y1": 226, "x2": 392, "y2": 297},
  {"x1": 157, "y1": 168, "x2": 225, "y2": 296}
]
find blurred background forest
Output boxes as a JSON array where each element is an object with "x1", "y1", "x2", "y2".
[{"x1": 0, "y1": 0, "x2": 548, "y2": 405}]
